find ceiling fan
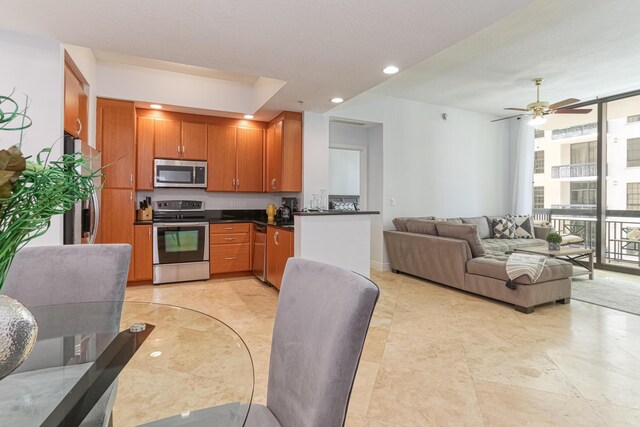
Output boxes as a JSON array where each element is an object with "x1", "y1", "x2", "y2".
[{"x1": 492, "y1": 78, "x2": 592, "y2": 126}]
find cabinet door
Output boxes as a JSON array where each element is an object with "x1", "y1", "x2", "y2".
[
  {"x1": 133, "y1": 225, "x2": 153, "y2": 281},
  {"x1": 182, "y1": 122, "x2": 208, "y2": 160},
  {"x1": 101, "y1": 188, "x2": 135, "y2": 281},
  {"x1": 64, "y1": 63, "x2": 87, "y2": 141},
  {"x1": 277, "y1": 229, "x2": 294, "y2": 287},
  {"x1": 236, "y1": 127, "x2": 264, "y2": 192},
  {"x1": 136, "y1": 117, "x2": 155, "y2": 191},
  {"x1": 266, "y1": 226, "x2": 279, "y2": 288},
  {"x1": 265, "y1": 122, "x2": 283, "y2": 192},
  {"x1": 281, "y1": 118, "x2": 302, "y2": 192},
  {"x1": 155, "y1": 119, "x2": 182, "y2": 159},
  {"x1": 207, "y1": 124, "x2": 237, "y2": 192},
  {"x1": 97, "y1": 99, "x2": 135, "y2": 189}
]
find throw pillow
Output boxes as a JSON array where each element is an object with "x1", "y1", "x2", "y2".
[
  {"x1": 392, "y1": 216, "x2": 434, "y2": 232},
  {"x1": 435, "y1": 223, "x2": 486, "y2": 258},
  {"x1": 435, "y1": 217, "x2": 463, "y2": 224},
  {"x1": 508, "y1": 215, "x2": 534, "y2": 239},
  {"x1": 461, "y1": 216, "x2": 491, "y2": 239},
  {"x1": 406, "y1": 219, "x2": 439, "y2": 236},
  {"x1": 492, "y1": 217, "x2": 516, "y2": 239}
]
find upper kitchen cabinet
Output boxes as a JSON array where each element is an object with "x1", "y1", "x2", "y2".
[
  {"x1": 97, "y1": 98, "x2": 136, "y2": 189},
  {"x1": 63, "y1": 61, "x2": 88, "y2": 142},
  {"x1": 265, "y1": 112, "x2": 302, "y2": 192},
  {"x1": 136, "y1": 117, "x2": 155, "y2": 191},
  {"x1": 207, "y1": 125, "x2": 264, "y2": 192},
  {"x1": 154, "y1": 119, "x2": 182, "y2": 160},
  {"x1": 181, "y1": 122, "x2": 208, "y2": 160}
]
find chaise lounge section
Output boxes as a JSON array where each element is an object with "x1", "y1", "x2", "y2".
[{"x1": 385, "y1": 216, "x2": 573, "y2": 313}]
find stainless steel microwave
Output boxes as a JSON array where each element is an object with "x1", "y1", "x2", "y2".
[{"x1": 154, "y1": 159, "x2": 207, "y2": 188}]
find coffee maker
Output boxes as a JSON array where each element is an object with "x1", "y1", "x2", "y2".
[{"x1": 281, "y1": 197, "x2": 299, "y2": 213}]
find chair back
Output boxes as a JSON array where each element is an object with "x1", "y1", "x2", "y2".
[
  {"x1": 1, "y1": 244, "x2": 131, "y2": 307},
  {"x1": 266, "y1": 258, "x2": 379, "y2": 427}
]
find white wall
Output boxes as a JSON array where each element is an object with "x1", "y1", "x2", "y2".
[
  {"x1": 329, "y1": 148, "x2": 360, "y2": 195},
  {"x1": 0, "y1": 30, "x2": 64, "y2": 245},
  {"x1": 302, "y1": 112, "x2": 330, "y2": 208}
]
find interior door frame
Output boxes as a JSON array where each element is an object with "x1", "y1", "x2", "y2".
[{"x1": 329, "y1": 144, "x2": 368, "y2": 210}]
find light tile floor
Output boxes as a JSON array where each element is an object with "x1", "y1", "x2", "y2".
[{"x1": 124, "y1": 271, "x2": 640, "y2": 426}]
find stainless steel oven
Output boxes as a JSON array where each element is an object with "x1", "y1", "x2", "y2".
[
  {"x1": 153, "y1": 222, "x2": 210, "y2": 284},
  {"x1": 154, "y1": 159, "x2": 207, "y2": 188}
]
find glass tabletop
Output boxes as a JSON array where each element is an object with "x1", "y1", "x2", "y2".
[{"x1": 0, "y1": 301, "x2": 254, "y2": 427}]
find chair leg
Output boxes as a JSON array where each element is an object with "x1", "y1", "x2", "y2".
[
  {"x1": 556, "y1": 297, "x2": 570, "y2": 304},
  {"x1": 515, "y1": 305, "x2": 534, "y2": 314}
]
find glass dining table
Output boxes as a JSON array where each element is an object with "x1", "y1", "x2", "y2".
[{"x1": 0, "y1": 301, "x2": 254, "y2": 426}]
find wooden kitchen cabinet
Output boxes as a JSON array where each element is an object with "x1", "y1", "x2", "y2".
[
  {"x1": 266, "y1": 226, "x2": 294, "y2": 289},
  {"x1": 181, "y1": 122, "x2": 208, "y2": 160},
  {"x1": 101, "y1": 188, "x2": 135, "y2": 282},
  {"x1": 136, "y1": 117, "x2": 155, "y2": 190},
  {"x1": 133, "y1": 224, "x2": 153, "y2": 281},
  {"x1": 154, "y1": 119, "x2": 182, "y2": 159},
  {"x1": 210, "y1": 222, "x2": 252, "y2": 274},
  {"x1": 97, "y1": 99, "x2": 136, "y2": 189},
  {"x1": 207, "y1": 125, "x2": 264, "y2": 192},
  {"x1": 265, "y1": 112, "x2": 302, "y2": 192},
  {"x1": 64, "y1": 61, "x2": 88, "y2": 142}
]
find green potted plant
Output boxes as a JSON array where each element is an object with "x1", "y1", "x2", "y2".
[
  {"x1": 546, "y1": 231, "x2": 562, "y2": 251},
  {"x1": 0, "y1": 92, "x2": 100, "y2": 379}
]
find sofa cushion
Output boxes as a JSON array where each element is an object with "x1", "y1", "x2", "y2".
[
  {"x1": 392, "y1": 216, "x2": 434, "y2": 232},
  {"x1": 435, "y1": 217, "x2": 463, "y2": 224},
  {"x1": 482, "y1": 238, "x2": 547, "y2": 253},
  {"x1": 467, "y1": 254, "x2": 573, "y2": 284},
  {"x1": 492, "y1": 217, "x2": 516, "y2": 239},
  {"x1": 509, "y1": 215, "x2": 535, "y2": 239},
  {"x1": 406, "y1": 219, "x2": 439, "y2": 236},
  {"x1": 462, "y1": 217, "x2": 491, "y2": 239},
  {"x1": 436, "y1": 223, "x2": 485, "y2": 258}
]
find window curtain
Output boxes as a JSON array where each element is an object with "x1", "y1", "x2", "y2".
[{"x1": 511, "y1": 118, "x2": 535, "y2": 215}]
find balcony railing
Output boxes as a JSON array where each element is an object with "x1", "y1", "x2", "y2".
[
  {"x1": 551, "y1": 162, "x2": 597, "y2": 179},
  {"x1": 533, "y1": 208, "x2": 640, "y2": 269}
]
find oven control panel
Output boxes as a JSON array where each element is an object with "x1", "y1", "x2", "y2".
[{"x1": 154, "y1": 200, "x2": 203, "y2": 212}]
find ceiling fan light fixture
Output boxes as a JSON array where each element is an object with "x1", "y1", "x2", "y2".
[{"x1": 527, "y1": 114, "x2": 547, "y2": 127}]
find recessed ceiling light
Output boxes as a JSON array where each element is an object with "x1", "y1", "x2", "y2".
[
  {"x1": 150, "y1": 104, "x2": 163, "y2": 109},
  {"x1": 331, "y1": 97, "x2": 344, "y2": 104},
  {"x1": 383, "y1": 65, "x2": 399, "y2": 75},
  {"x1": 244, "y1": 114, "x2": 254, "y2": 119}
]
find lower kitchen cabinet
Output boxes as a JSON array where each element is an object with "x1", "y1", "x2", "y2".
[
  {"x1": 210, "y1": 223, "x2": 252, "y2": 274},
  {"x1": 266, "y1": 226, "x2": 294, "y2": 289},
  {"x1": 133, "y1": 224, "x2": 153, "y2": 281},
  {"x1": 101, "y1": 188, "x2": 135, "y2": 282}
]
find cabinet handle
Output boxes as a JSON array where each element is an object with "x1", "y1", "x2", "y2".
[
  {"x1": 177, "y1": 145, "x2": 181, "y2": 154},
  {"x1": 182, "y1": 145, "x2": 186, "y2": 155},
  {"x1": 236, "y1": 179, "x2": 240, "y2": 189},
  {"x1": 148, "y1": 227, "x2": 151, "y2": 239},
  {"x1": 274, "y1": 231, "x2": 279, "y2": 245},
  {"x1": 76, "y1": 118, "x2": 82, "y2": 136},
  {"x1": 224, "y1": 227, "x2": 234, "y2": 230},
  {"x1": 271, "y1": 178, "x2": 276, "y2": 190},
  {"x1": 130, "y1": 191, "x2": 133, "y2": 203},
  {"x1": 232, "y1": 178, "x2": 236, "y2": 187},
  {"x1": 224, "y1": 257, "x2": 237, "y2": 260},
  {"x1": 224, "y1": 237, "x2": 236, "y2": 241},
  {"x1": 130, "y1": 173, "x2": 133, "y2": 185}
]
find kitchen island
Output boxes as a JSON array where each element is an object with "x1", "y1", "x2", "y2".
[{"x1": 293, "y1": 211, "x2": 379, "y2": 278}]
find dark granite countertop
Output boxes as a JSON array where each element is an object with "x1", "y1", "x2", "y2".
[
  {"x1": 135, "y1": 209, "x2": 294, "y2": 230},
  {"x1": 134, "y1": 220, "x2": 153, "y2": 225},
  {"x1": 294, "y1": 210, "x2": 380, "y2": 216}
]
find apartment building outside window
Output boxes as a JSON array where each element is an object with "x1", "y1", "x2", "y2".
[
  {"x1": 534, "y1": 151, "x2": 544, "y2": 174},
  {"x1": 533, "y1": 186, "x2": 544, "y2": 208},
  {"x1": 570, "y1": 181, "x2": 596, "y2": 205},
  {"x1": 628, "y1": 137, "x2": 640, "y2": 167},
  {"x1": 571, "y1": 141, "x2": 597, "y2": 164},
  {"x1": 629, "y1": 183, "x2": 640, "y2": 210}
]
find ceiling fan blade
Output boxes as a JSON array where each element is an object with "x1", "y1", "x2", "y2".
[
  {"x1": 504, "y1": 108, "x2": 528, "y2": 112},
  {"x1": 491, "y1": 114, "x2": 524, "y2": 122},
  {"x1": 553, "y1": 108, "x2": 593, "y2": 114},
  {"x1": 548, "y1": 98, "x2": 580, "y2": 110}
]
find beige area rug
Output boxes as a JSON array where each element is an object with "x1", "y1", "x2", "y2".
[{"x1": 572, "y1": 275, "x2": 640, "y2": 316}]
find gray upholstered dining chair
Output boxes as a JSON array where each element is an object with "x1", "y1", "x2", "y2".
[
  {"x1": 140, "y1": 257, "x2": 380, "y2": 427},
  {"x1": 0, "y1": 244, "x2": 131, "y2": 427},
  {"x1": 245, "y1": 257, "x2": 380, "y2": 427}
]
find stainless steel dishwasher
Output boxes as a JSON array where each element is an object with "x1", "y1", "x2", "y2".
[{"x1": 252, "y1": 224, "x2": 266, "y2": 281}]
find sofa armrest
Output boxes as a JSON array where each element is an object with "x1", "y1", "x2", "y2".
[{"x1": 383, "y1": 231, "x2": 470, "y2": 289}]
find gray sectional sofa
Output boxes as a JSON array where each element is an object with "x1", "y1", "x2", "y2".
[{"x1": 384, "y1": 216, "x2": 573, "y2": 313}]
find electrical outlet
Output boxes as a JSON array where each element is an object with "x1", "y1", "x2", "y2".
[{"x1": 390, "y1": 198, "x2": 396, "y2": 207}]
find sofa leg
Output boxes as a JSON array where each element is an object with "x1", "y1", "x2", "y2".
[
  {"x1": 556, "y1": 297, "x2": 571, "y2": 305},
  {"x1": 515, "y1": 305, "x2": 534, "y2": 314},
  {"x1": 391, "y1": 269, "x2": 399, "y2": 274}
]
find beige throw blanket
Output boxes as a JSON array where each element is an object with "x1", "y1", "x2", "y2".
[{"x1": 506, "y1": 253, "x2": 547, "y2": 287}]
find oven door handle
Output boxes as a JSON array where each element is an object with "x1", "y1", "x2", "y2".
[{"x1": 153, "y1": 222, "x2": 210, "y2": 228}]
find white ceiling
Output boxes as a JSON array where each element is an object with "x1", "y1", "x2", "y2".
[
  {"x1": 370, "y1": 0, "x2": 640, "y2": 117},
  {"x1": 0, "y1": 0, "x2": 533, "y2": 115}
]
